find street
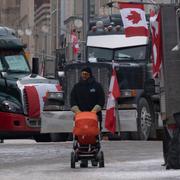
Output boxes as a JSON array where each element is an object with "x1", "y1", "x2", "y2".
[
  {"x1": 1, "y1": 1, "x2": 180, "y2": 180},
  {"x1": 0, "y1": 140, "x2": 180, "y2": 180}
]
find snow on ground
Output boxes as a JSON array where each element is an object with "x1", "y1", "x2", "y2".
[
  {"x1": 1, "y1": 158, "x2": 180, "y2": 180},
  {"x1": 0, "y1": 140, "x2": 180, "y2": 180}
]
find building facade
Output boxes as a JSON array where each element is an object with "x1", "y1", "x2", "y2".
[
  {"x1": 34, "y1": 0, "x2": 50, "y2": 58},
  {"x1": 0, "y1": 0, "x2": 35, "y2": 66},
  {"x1": 19, "y1": 0, "x2": 35, "y2": 65},
  {"x1": 0, "y1": 0, "x2": 179, "y2": 69},
  {"x1": 0, "y1": 0, "x2": 20, "y2": 28}
]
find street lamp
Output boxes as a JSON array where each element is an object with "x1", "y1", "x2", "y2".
[
  {"x1": 17, "y1": 28, "x2": 32, "y2": 36},
  {"x1": 17, "y1": 27, "x2": 33, "y2": 62}
]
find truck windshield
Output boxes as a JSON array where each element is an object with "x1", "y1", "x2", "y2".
[
  {"x1": 87, "y1": 45, "x2": 146, "y2": 62},
  {"x1": 114, "y1": 46, "x2": 146, "y2": 61},
  {"x1": 88, "y1": 47, "x2": 113, "y2": 62},
  {"x1": 0, "y1": 55, "x2": 30, "y2": 73}
]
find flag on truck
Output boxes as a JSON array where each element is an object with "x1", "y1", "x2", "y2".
[
  {"x1": 150, "y1": 9, "x2": 162, "y2": 78},
  {"x1": 105, "y1": 65, "x2": 120, "y2": 134},
  {"x1": 118, "y1": 3, "x2": 149, "y2": 37},
  {"x1": 71, "y1": 30, "x2": 79, "y2": 56}
]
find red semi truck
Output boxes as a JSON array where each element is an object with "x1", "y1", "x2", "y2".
[{"x1": 0, "y1": 26, "x2": 61, "y2": 142}]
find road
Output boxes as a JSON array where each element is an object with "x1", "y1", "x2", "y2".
[{"x1": 0, "y1": 140, "x2": 180, "y2": 180}]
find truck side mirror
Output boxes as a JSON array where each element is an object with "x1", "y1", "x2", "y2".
[{"x1": 32, "y1": 57, "x2": 39, "y2": 74}]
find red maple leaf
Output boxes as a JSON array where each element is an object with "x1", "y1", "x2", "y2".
[{"x1": 126, "y1": 11, "x2": 142, "y2": 24}]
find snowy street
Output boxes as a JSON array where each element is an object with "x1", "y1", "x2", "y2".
[{"x1": 0, "y1": 140, "x2": 180, "y2": 180}]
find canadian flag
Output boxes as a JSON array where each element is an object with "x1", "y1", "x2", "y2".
[
  {"x1": 105, "y1": 66, "x2": 120, "y2": 134},
  {"x1": 118, "y1": 3, "x2": 149, "y2": 37},
  {"x1": 24, "y1": 84, "x2": 61, "y2": 118},
  {"x1": 71, "y1": 31, "x2": 79, "y2": 56},
  {"x1": 150, "y1": 9, "x2": 162, "y2": 78}
]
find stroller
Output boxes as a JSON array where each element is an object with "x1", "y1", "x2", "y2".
[{"x1": 71, "y1": 112, "x2": 104, "y2": 168}]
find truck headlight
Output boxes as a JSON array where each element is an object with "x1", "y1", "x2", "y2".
[
  {"x1": 47, "y1": 92, "x2": 64, "y2": 101},
  {"x1": 121, "y1": 89, "x2": 137, "y2": 97},
  {"x1": 1, "y1": 100, "x2": 23, "y2": 113},
  {"x1": 44, "y1": 91, "x2": 64, "y2": 111}
]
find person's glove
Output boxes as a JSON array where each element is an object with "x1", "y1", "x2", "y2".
[
  {"x1": 71, "y1": 106, "x2": 81, "y2": 113},
  {"x1": 91, "y1": 105, "x2": 101, "y2": 113}
]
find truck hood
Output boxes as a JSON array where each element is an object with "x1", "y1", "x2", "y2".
[
  {"x1": 4, "y1": 73, "x2": 52, "y2": 83},
  {"x1": 16, "y1": 75, "x2": 61, "y2": 118},
  {"x1": 87, "y1": 34, "x2": 148, "y2": 49},
  {"x1": 4, "y1": 73, "x2": 31, "y2": 80}
]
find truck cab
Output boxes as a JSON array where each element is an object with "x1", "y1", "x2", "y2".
[{"x1": 85, "y1": 19, "x2": 155, "y2": 140}]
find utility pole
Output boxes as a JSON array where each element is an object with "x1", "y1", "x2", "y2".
[{"x1": 82, "y1": 0, "x2": 90, "y2": 61}]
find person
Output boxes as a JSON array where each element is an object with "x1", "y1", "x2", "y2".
[
  {"x1": 70, "y1": 66, "x2": 105, "y2": 168},
  {"x1": 70, "y1": 66, "x2": 105, "y2": 130}
]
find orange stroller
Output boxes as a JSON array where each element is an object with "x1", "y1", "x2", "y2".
[{"x1": 71, "y1": 112, "x2": 104, "y2": 168}]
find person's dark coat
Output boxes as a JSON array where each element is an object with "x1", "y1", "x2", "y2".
[
  {"x1": 70, "y1": 76, "x2": 105, "y2": 111},
  {"x1": 70, "y1": 76, "x2": 105, "y2": 124}
]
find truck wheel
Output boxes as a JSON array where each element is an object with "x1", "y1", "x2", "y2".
[
  {"x1": 33, "y1": 134, "x2": 51, "y2": 142},
  {"x1": 50, "y1": 133, "x2": 68, "y2": 142},
  {"x1": 137, "y1": 98, "x2": 154, "y2": 140}
]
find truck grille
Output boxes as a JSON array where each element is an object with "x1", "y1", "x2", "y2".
[
  {"x1": 116, "y1": 64, "x2": 146, "y2": 89},
  {"x1": 63, "y1": 63, "x2": 111, "y2": 109},
  {"x1": 23, "y1": 88, "x2": 29, "y2": 115}
]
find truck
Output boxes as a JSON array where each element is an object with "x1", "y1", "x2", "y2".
[
  {"x1": 0, "y1": 26, "x2": 61, "y2": 142},
  {"x1": 41, "y1": 3, "x2": 180, "y2": 141}
]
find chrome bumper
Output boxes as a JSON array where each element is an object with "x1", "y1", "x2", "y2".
[{"x1": 41, "y1": 109, "x2": 137, "y2": 133}]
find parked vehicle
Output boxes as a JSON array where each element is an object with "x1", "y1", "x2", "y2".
[
  {"x1": 0, "y1": 26, "x2": 61, "y2": 142},
  {"x1": 41, "y1": 4, "x2": 180, "y2": 141}
]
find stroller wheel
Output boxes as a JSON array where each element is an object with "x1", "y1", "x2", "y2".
[
  {"x1": 71, "y1": 152, "x2": 76, "y2": 168},
  {"x1": 98, "y1": 151, "x2": 105, "y2": 168},
  {"x1": 91, "y1": 159, "x2": 98, "y2": 167}
]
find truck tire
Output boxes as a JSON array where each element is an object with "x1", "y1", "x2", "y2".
[
  {"x1": 50, "y1": 133, "x2": 68, "y2": 142},
  {"x1": 33, "y1": 134, "x2": 51, "y2": 142},
  {"x1": 137, "y1": 97, "x2": 155, "y2": 140}
]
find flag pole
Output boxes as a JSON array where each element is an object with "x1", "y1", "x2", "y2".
[
  {"x1": 112, "y1": 60, "x2": 121, "y2": 136},
  {"x1": 115, "y1": 100, "x2": 121, "y2": 136}
]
